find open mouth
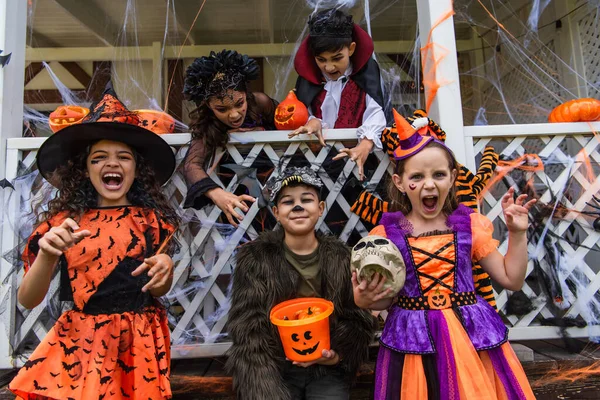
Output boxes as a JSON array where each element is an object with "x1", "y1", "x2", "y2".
[
  {"x1": 230, "y1": 117, "x2": 243, "y2": 127},
  {"x1": 422, "y1": 195, "x2": 438, "y2": 213},
  {"x1": 292, "y1": 341, "x2": 320, "y2": 356},
  {"x1": 102, "y1": 172, "x2": 123, "y2": 190}
]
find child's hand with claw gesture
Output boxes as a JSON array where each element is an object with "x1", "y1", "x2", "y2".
[
  {"x1": 131, "y1": 254, "x2": 175, "y2": 297},
  {"x1": 501, "y1": 187, "x2": 537, "y2": 233},
  {"x1": 38, "y1": 218, "x2": 91, "y2": 257}
]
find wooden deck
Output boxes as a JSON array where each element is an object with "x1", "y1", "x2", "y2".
[{"x1": 1, "y1": 340, "x2": 599, "y2": 399}]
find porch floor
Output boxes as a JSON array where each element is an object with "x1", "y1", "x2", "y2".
[{"x1": 1, "y1": 339, "x2": 599, "y2": 399}]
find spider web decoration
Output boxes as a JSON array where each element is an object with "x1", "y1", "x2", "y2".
[{"x1": 6, "y1": 0, "x2": 600, "y2": 362}]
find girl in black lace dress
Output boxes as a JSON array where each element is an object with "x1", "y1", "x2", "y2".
[{"x1": 182, "y1": 49, "x2": 277, "y2": 226}]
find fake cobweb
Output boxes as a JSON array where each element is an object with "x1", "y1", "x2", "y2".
[{"x1": 3, "y1": 0, "x2": 600, "y2": 357}]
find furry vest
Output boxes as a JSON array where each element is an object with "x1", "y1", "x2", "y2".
[{"x1": 225, "y1": 229, "x2": 377, "y2": 400}]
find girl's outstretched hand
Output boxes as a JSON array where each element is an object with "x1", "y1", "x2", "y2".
[
  {"x1": 207, "y1": 187, "x2": 255, "y2": 227},
  {"x1": 501, "y1": 187, "x2": 536, "y2": 233},
  {"x1": 38, "y1": 218, "x2": 91, "y2": 257},
  {"x1": 132, "y1": 254, "x2": 174, "y2": 293},
  {"x1": 352, "y1": 271, "x2": 393, "y2": 309}
]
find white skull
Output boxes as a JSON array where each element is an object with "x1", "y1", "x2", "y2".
[{"x1": 351, "y1": 235, "x2": 406, "y2": 298}]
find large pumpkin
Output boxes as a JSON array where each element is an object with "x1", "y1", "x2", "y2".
[
  {"x1": 134, "y1": 109, "x2": 176, "y2": 134},
  {"x1": 275, "y1": 90, "x2": 309, "y2": 130},
  {"x1": 548, "y1": 98, "x2": 600, "y2": 123},
  {"x1": 48, "y1": 105, "x2": 90, "y2": 133}
]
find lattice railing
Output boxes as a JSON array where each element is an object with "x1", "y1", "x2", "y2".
[
  {"x1": 467, "y1": 122, "x2": 600, "y2": 340},
  {"x1": 3, "y1": 126, "x2": 600, "y2": 365}
]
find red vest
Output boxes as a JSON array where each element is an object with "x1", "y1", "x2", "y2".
[{"x1": 311, "y1": 79, "x2": 367, "y2": 128}]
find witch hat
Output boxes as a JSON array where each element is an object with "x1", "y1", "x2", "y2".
[{"x1": 37, "y1": 85, "x2": 175, "y2": 186}]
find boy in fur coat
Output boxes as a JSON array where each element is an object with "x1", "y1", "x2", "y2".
[{"x1": 226, "y1": 166, "x2": 377, "y2": 399}]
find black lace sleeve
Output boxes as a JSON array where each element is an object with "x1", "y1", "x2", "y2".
[{"x1": 182, "y1": 139, "x2": 221, "y2": 209}]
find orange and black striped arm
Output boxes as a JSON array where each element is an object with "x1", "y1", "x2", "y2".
[
  {"x1": 381, "y1": 126, "x2": 398, "y2": 160},
  {"x1": 456, "y1": 164, "x2": 478, "y2": 210},
  {"x1": 350, "y1": 191, "x2": 388, "y2": 226},
  {"x1": 472, "y1": 263, "x2": 497, "y2": 310},
  {"x1": 471, "y1": 146, "x2": 499, "y2": 197}
]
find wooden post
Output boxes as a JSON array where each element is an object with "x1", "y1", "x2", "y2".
[
  {"x1": 152, "y1": 41, "x2": 163, "y2": 109},
  {"x1": 0, "y1": 0, "x2": 27, "y2": 369},
  {"x1": 166, "y1": 59, "x2": 184, "y2": 124},
  {"x1": 416, "y1": 0, "x2": 473, "y2": 170}
]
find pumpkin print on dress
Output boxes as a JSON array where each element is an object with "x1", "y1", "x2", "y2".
[
  {"x1": 274, "y1": 90, "x2": 309, "y2": 130},
  {"x1": 428, "y1": 291, "x2": 450, "y2": 310}
]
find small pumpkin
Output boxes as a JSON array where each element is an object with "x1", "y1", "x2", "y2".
[
  {"x1": 294, "y1": 306, "x2": 323, "y2": 320},
  {"x1": 548, "y1": 98, "x2": 600, "y2": 123},
  {"x1": 48, "y1": 105, "x2": 90, "y2": 133},
  {"x1": 275, "y1": 89, "x2": 309, "y2": 130},
  {"x1": 135, "y1": 109, "x2": 176, "y2": 134}
]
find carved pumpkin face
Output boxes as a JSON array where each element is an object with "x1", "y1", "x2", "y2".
[
  {"x1": 135, "y1": 109, "x2": 176, "y2": 134},
  {"x1": 291, "y1": 329, "x2": 320, "y2": 356},
  {"x1": 275, "y1": 90, "x2": 309, "y2": 130},
  {"x1": 48, "y1": 105, "x2": 90, "y2": 133},
  {"x1": 428, "y1": 292, "x2": 449, "y2": 310}
]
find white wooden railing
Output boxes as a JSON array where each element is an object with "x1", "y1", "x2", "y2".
[{"x1": 2, "y1": 124, "x2": 600, "y2": 367}]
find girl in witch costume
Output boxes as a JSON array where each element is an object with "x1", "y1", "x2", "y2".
[
  {"x1": 291, "y1": 8, "x2": 389, "y2": 180},
  {"x1": 9, "y1": 88, "x2": 179, "y2": 400},
  {"x1": 182, "y1": 49, "x2": 278, "y2": 226},
  {"x1": 227, "y1": 166, "x2": 377, "y2": 400},
  {"x1": 354, "y1": 110, "x2": 536, "y2": 399}
]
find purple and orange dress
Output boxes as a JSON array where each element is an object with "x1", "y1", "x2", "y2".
[{"x1": 371, "y1": 205, "x2": 535, "y2": 400}]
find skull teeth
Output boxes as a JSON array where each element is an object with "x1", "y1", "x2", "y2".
[{"x1": 359, "y1": 249, "x2": 384, "y2": 257}]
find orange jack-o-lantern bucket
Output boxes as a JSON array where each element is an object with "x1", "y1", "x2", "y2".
[
  {"x1": 134, "y1": 109, "x2": 176, "y2": 134},
  {"x1": 270, "y1": 297, "x2": 334, "y2": 362},
  {"x1": 274, "y1": 89, "x2": 309, "y2": 130}
]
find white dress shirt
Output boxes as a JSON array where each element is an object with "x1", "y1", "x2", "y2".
[{"x1": 308, "y1": 64, "x2": 385, "y2": 149}]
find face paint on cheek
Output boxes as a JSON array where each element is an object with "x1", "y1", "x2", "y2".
[
  {"x1": 409, "y1": 184, "x2": 417, "y2": 191},
  {"x1": 291, "y1": 205, "x2": 305, "y2": 212}
]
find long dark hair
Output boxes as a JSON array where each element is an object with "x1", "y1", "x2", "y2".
[
  {"x1": 387, "y1": 141, "x2": 459, "y2": 216},
  {"x1": 188, "y1": 90, "x2": 261, "y2": 159},
  {"x1": 43, "y1": 144, "x2": 180, "y2": 231}
]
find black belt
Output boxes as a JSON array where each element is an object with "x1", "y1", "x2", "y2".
[{"x1": 397, "y1": 291, "x2": 477, "y2": 310}]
